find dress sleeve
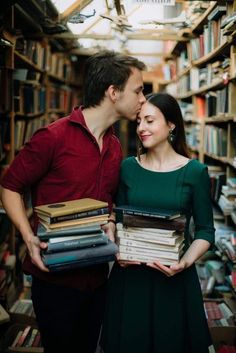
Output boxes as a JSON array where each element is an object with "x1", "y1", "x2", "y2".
[{"x1": 192, "y1": 166, "x2": 215, "y2": 245}]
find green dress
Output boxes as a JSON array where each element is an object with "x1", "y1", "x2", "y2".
[{"x1": 101, "y1": 157, "x2": 215, "y2": 353}]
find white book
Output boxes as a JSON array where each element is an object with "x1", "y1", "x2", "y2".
[
  {"x1": 116, "y1": 230, "x2": 184, "y2": 246},
  {"x1": 119, "y1": 252, "x2": 177, "y2": 266},
  {"x1": 118, "y1": 237, "x2": 184, "y2": 252},
  {"x1": 116, "y1": 223, "x2": 176, "y2": 237},
  {"x1": 119, "y1": 245, "x2": 182, "y2": 260}
]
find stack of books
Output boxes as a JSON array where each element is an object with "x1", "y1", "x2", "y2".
[
  {"x1": 114, "y1": 205, "x2": 186, "y2": 266},
  {"x1": 34, "y1": 198, "x2": 118, "y2": 271}
]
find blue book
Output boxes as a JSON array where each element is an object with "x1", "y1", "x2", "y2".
[
  {"x1": 37, "y1": 223, "x2": 103, "y2": 241},
  {"x1": 47, "y1": 254, "x2": 116, "y2": 272},
  {"x1": 114, "y1": 205, "x2": 181, "y2": 220},
  {"x1": 42, "y1": 240, "x2": 118, "y2": 267}
]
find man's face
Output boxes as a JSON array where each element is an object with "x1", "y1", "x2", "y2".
[{"x1": 115, "y1": 68, "x2": 146, "y2": 121}]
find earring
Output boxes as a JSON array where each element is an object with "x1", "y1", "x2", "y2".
[{"x1": 168, "y1": 129, "x2": 175, "y2": 144}]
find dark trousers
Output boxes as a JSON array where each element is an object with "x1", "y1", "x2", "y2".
[{"x1": 31, "y1": 277, "x2": 107, "y2": 353}]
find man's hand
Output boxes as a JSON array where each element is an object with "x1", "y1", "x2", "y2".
[{"x1": 26, "y1": 236, "x2": 49, "y2": 272}]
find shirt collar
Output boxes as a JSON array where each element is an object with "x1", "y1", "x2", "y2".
[{"x1": 68, "y1": 105, "x2": 115, "y2": 138}]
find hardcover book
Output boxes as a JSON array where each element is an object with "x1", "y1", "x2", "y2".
[
  {"x1": 37, "y1": 222, "x2": 103, "y2": 240},
  {"x1": 38, "y1": 206, "x2": 109, "y2": 224},
  {"x1": 122, "y1": 214, "x2": 186, "y2": 231},
  {"x1": 39, "y1": 214, "x2": 109, "y2": 230},
  {"x1": 44, "y1": 233, "x2": 108, "y2": 253},
  {"x1": 114, "y1": 205, "x2": 181, "y2": 220},
  {"x1": 46, "y1": 254, "x2": 116, "y2": 272},
  {"x1": 35, "y1": 198, "x2": 108, "y2": 217},
  {"x1": 42, "y1": 239, "x2": 118, "y2": 267}
]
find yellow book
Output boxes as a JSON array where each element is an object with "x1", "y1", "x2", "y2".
[{"x1": 34, "y1": 198, "x2": 108, "y2": 217}]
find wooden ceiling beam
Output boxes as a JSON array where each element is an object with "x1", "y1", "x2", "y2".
[{"x1": 60, "y1": 0, "x2": 92, "y2": 20}]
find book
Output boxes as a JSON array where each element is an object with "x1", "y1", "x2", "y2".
[
  {"x1": 122, "y1": 214, "x2": 186, "y2": 231},
  {"x1": 16, "y1": 325, "x2": 31, "y2": 347},
  {"x1": 44, "y1": 233, "x2": 108, "y2": 253},
  {"x1": 118, "y1": 237, "x2": 184, "y2": 253},
  {"x1": 116, "y1": 223, "x2": 179, "y2": 237},
  {"x1": 0, "y1": 303, "x2": 10, "y2": 324},
  {"x1": 119, "y1": 245, "x2": 182, "y2": 261},
  {"x1": 38, "y1": 206, "x2": 109, "y2": 224},
  {"x1": 117, "y1": 227, "x2": 184, "y2": 246},
  {"x1": 114, "y1": 205, "x2": 181, "y2": 220},
  {"x1": 46, "y1": 253, "x2": 116, "y2": 272},
  {"x1": 34, "y1": 198, "x2": 108, "y2": 218},
  {"x1": 39, "y1": 214, "x2": 109, "y2": 230},
  {"x1": 37, "y1": 222, "x2": 103, "y2": 240},
  {"x1": 118, "y1": 252, "x2": 177, "y2": 266},
  {"x1": 42, "y1": 239, "x2": 118, "y2": 266}
]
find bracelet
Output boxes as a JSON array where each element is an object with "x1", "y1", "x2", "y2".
[{"x1": 108, "y1": 219, "x2": 116, "y2": 225}]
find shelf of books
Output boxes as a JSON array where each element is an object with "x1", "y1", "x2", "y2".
[{"x1": 160, "y1": 2, "x2": 236, "y2": 347}]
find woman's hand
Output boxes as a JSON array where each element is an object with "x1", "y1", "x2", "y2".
[
  {"x1": 102, "y1": 221, "x2": 116, "y2": 242},
  {"x1": 146, "y1": 259, "x2": 187, "y2": 277}
]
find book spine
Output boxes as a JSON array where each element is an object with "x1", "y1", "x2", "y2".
[
  {"x1": 45, "y1": 234, "x2": 108, "y2": 253},
  {"x1": 119, "y1": 210, "x2": 167, "y2": 219},
  {"x1": 16, "y1": 325, "x2": 31, "y2": 347},
  {"x1": 118, "y1": 238, "x2": 179, "y2": 252},
  {"x1": 117, "y1": 231, "x2": 176, "y2": 245},
  {"x1": 47, "y1": 254, "x2": 116, "y2": 271},
  {"x1": 119, "y1": 252, "x2": 175, "y2": 266},
  {"x1": 43, "y1": 240, "x2": 118, "y2": 265},
  {"x1": 119, "y1": 245, "x2": 179, "y2": 260},
  {"x1": 50, "y1": 207, "x2": 109, "y2": 224}
]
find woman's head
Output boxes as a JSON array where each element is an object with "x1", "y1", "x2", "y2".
[{"x1": 137, "y1": 92, "x2": 190, "y2": 158}]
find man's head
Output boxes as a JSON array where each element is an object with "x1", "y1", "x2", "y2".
[{"x1": 83, "y1": 50, "x2": 146, "y2": 111}]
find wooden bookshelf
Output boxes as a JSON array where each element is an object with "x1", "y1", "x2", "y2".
[{"x1": 161, "y1": 0, "x2": 236, "y2": 302}]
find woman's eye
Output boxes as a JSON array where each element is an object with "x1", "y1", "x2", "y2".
[{"x1": 147, "y1": 120, "x2": 153, "y2": 124}]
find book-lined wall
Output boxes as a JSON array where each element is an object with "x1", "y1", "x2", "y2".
[
  {"x1": 160, "y1": 0, "x2": 236, "y2": 304},
  {"x1": 0, "y1": 1, "x2": 84, "y2": 315}
]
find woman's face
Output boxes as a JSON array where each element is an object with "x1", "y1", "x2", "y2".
[{"x1": 137, "y1": 101, "x2": 174, "y2": 149}]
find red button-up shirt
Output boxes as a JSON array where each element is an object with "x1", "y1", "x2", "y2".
[{"x1": 1, "y1": 106, "x2": 122, "y2": 290}]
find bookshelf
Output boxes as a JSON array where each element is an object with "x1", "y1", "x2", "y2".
[
  {"x1": 161, "y1": 1, "x2": 236, "y2": 306},
  {"x1": 0, "y1": 1, "x2": 83, "y2": 315}
]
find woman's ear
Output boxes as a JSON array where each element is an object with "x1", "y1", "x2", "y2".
[{"x1": 168, "y1": 123, "x2": 176, "y2": 131}]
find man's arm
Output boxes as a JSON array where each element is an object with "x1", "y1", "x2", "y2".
[{"x1": 1, "y1": 188, "x2": 49, "y2": 272}]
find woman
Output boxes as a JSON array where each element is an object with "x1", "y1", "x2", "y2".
[{"x1": 101, "y1": 93, "x2": 215, "y2": 353}]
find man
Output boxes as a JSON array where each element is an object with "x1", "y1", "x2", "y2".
[{"x1": 0, "y1": 50, "x2": 146, "y2": 353}]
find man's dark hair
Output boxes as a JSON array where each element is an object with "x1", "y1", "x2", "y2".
[{"x1": 83, "y1": 50, "x2": 146, "y2": 108}]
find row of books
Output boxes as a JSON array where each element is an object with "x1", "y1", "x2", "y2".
[{"x1": 35, "y1": 198, "x2": 118, "y2": 271}]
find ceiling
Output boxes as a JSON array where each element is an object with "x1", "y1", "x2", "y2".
[{"x1": 49, "y1": 0, "x2": 208, "y2": 71}]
